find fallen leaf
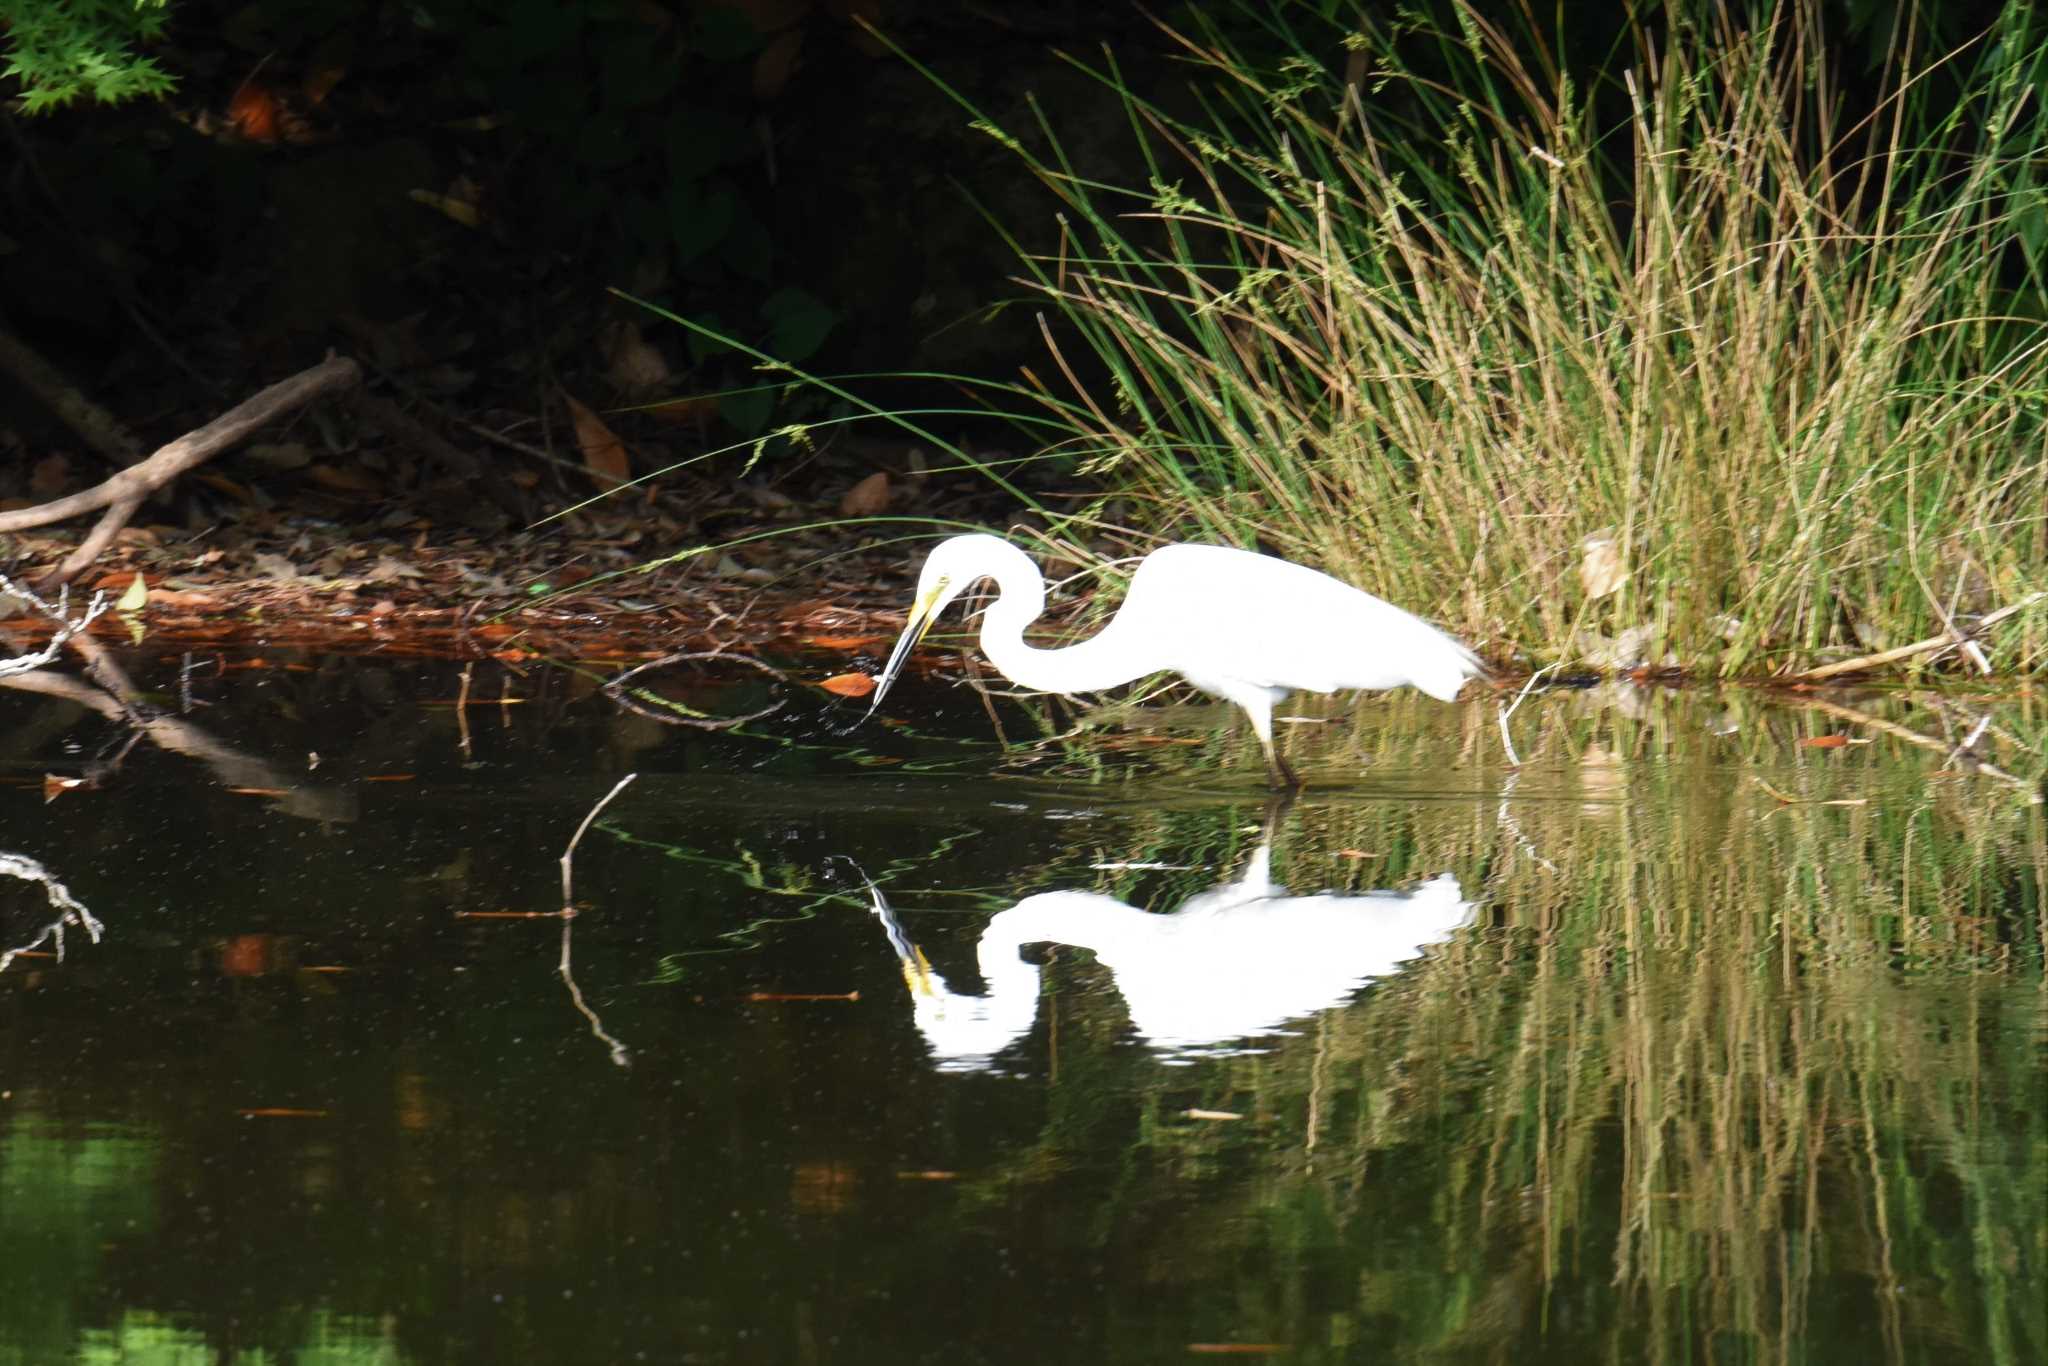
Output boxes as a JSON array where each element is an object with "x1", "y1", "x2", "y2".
[
  {"x1": 115, "y1": 573, "x2": 149, "y2": 613},
  {"x1": 800, "y1": 633, "x2": 888, "y2": 649},
  {"x1": 238, "y1": 1108, "x2": 330, "y2": 1119},
  {"x1": 1799, "y1": 735, "x2": 1849, "y2": 749},
  {"x1": 838, "y1": 471, "x2": 891, "y2": 518},
  {"x1": 42, "y1": 774, "x2": 85, "y2": 804},
  {"x1": 254, "y1": 553, "x2": 304, "y2": 582},
  {"x1": 306, "y1": 464, "x2": 382, "y2": 496},
  {"x1": 566, "y1": 393, "x2": 631, "y2": 487},
  {"x1": 221, "y1": 934, "x2": 282, "y2": 977},
  {"x1": 191, "y1": 471, "x2": 260, "y2": 504},
  {"x1": 28, "y1": 454, "x2": 71, "y2": 498},
  {"x1": 227, "y1": 81, "x2": 282, "y2": 142},
  {"x1": 1579, "y1": 530, "x2": 1628, "y2": 600},
  {"x1": 603, "y1": 322, "x2": 671, "y2": 393},
  {"x1": 1185, "y1": 1108, "x2": 1244, "y2": 1121},
  {"x1": 147, "y1": 589, "x2": 220, "y2": 609},
  {"x1": 408, "y1": 186, "x2": 482, "y2": 228},
  {"x1": 364, "y1": 555, "x2": 426, "y2": 583},
  {"x1": 819, "y1": 672, "x2": 877, "y2": 698}
]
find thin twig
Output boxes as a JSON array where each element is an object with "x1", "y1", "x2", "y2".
[
  {"x1": 604, "y1": 648, "x2": 789, "y2": 691},
  {"x1": 0, "y1": 575, "x2": 112, "y2": 677},
  {"x1": 561, "y1": 773, "x2": 638, "y2": 908},
  {"x1": 1495, "y1": 663, "x2": 1559, "y2": 767},
  {"x1": 559, "y1": 916, "x2": 630, "y2": 1068},
  {"x1": 550, "y1": 773, "x2": 638, "y2": 1069}
]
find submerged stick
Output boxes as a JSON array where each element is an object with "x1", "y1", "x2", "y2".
[
  {"x1": 560, "y1": 773, "x2": 638, "y2": 908},
  {"x1": 555, "y1": 773, "x2": 637, "y2": 1069}
]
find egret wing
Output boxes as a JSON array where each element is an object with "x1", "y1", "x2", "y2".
[{"x1": 1116, "y1": 544, "x2": 1478, "y2": 701}]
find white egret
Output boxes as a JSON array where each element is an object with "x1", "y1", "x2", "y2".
[
  {"x1": 866, "y1": 846, "x2": 1474, "y2": 1071},
  {"x1": 867, "y1": 533, "x2": 1483, "y2": 784}
]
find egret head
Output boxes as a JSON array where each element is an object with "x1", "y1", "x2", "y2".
[{"x1": 867, "y1": 536, "x2": 993, "y2": 716}]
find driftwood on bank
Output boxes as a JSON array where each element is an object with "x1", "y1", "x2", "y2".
[
  {"x1": 1785, "y1": 591, "x2": 2048, "y2": 683},
  {"x1": 0, "y1": 353, "x2": 361, "y2": 586}
]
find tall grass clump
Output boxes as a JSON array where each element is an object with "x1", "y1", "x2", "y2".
[{"x1": 945, "y1": 2, "x2": 2048, "y2": 674}]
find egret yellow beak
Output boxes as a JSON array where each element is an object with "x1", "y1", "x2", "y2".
[{"x1": 865, "y1": 581, "x2": 944, "y2": 718}]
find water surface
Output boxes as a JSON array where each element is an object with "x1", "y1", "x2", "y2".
[{"x1": 0, "y1": 652, "x2": 2040, "y2": 1364}]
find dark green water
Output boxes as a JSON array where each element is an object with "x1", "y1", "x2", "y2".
[{"x1": 0, "y1": 652, "x2": 2041, "y2": 1364}]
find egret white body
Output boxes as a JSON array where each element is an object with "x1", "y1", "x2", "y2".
[
  {"x1": 868, "y1": 847, "x2": 1474, "y2": 1071},
  {"x1": 868, "y1": 533, "x2": 1482, "y2": 783}
]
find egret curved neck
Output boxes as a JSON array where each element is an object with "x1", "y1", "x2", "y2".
[{"x1": 971, "y1": 559, "x2": 1151, "y2": 696}]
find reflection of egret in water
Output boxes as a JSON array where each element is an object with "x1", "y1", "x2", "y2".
[{"x1": 868, "y1": 845, "x2": 1474, "y2": 1072}]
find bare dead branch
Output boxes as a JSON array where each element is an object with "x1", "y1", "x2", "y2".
[{"x1": 0, "y1": 353, "x2": 362, "y2": 583}]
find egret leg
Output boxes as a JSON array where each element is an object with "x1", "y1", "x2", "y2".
[{"x1": 1244, "y1": 697, "x2": 1302, "y2": 790}]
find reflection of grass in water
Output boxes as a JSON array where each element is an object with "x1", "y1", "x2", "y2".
[
  {"x1": 941, "y1": 690, "x2": 2045, "y2": 1362},
  {"x1": 607, "y1": 822, "x2": 995, "y2": 981}
]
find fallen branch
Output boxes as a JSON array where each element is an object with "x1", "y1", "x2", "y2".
[
  {"x1": 0, "y1": 353, "x2": 361, "y2": 585},
  {"x1": 0, "y1": 574, "x2": 112, "y2": 678},
  {"x1": 1785, "y1": 592, "x2": 2047, "y2": 683}
]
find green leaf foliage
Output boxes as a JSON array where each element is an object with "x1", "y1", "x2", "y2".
[{"x1": 1, "y1": 0, "x2": 176, "y2": 112}]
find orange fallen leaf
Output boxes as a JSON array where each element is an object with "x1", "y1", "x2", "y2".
[
  {"x1": 306, "y1": 464, "x2": 382, "y2": 496},
  {"x1": 800, "y1": 633, "x2": 889, "y2": 649},
  {"x1": 1798, "y1": 735, "x2": 1849, "y2": 749},
  {"x1": 819, "y1": 672, "x2": 877, "y2": 698},
  {"x1": 238, "y1": 1108, "x2": 330, "y2": 1119},
  {"x1": 837, "y1": 471, "x2": 891, "y2": 518},
  {"x1": 1335, "y1": 849, "x2": 1377, "y2": 860},
  {"x1": 147, "y1": 590, "x2": 220, "y2": 609},
  {"x1": 565, "y1": 393, "x2": 631, "y2": 488},
  {"x1": 42, "y1": 774, "x2": 85, "y2": 804},
  {"x1": 221, "y1": 934, "x2": 283, "y2": 976},
  {"x1": 227, "y1": 81, "x2": 282, "y2": 142}
]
